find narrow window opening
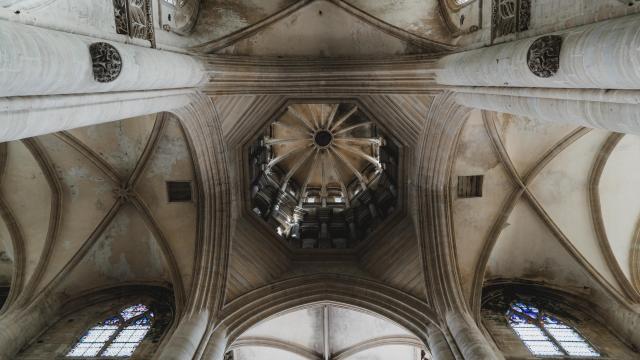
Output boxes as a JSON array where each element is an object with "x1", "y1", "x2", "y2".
[
  {"x1": 457, "y1": 175, "x2": 483, "y2": 198},
  {"x1": 167, "y1": 181, "x2": 192, "y2": 202}
]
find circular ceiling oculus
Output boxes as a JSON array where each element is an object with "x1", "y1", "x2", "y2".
[{"x1": 314, "y1": 130, "x2": 333, "y2": 147}]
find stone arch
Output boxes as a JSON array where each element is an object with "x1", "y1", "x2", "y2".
[
  {"x1": 166, "y1": 93, "x2": 232, "y2": 316},
  {"x1": 228, "y1": 301, "x2": 429, "y2": 360},
  {"x1": 218, "y1": 274, "x2": 439, "y2": 347},
  {"x1": 152, "y1": 93, "x2": 233, "y2": 359},
  {"x1": 413, "y1": 92, "x2": 471, "y2": 313}
]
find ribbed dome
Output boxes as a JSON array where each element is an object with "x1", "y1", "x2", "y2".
[
  {"x1": 265, "y1": 103, "x2": 383, "y2": 207},
  {"x1": 249, "y1": 102, "x2": 398, "y2": 249}
]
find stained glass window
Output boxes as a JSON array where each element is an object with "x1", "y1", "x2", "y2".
[
  {"x1": 67, "y1": 304, "x2": 154, "y2": 358},
  {"x1": 507, "y1": 301, "x2": 600, "y2": 357}
]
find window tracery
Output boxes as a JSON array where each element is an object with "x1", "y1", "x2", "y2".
[
  {"x1": 66, "y1": 304, "x2": 154, "y2": 358},
  {"x1": 507, "y1": 301, "x2": 600, "y2": 357}
]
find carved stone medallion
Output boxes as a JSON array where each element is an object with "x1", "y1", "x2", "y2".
[
  {"x1": 527, "y1": 35, "x2": 563, "y2": 78},
  {"x1": 89, "y1": 42, "x2": 122, "y2": 83}
]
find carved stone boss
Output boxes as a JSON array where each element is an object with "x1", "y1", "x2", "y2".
[
  {"x1": 89, "y1": 42, "x2": 122, "y2": 83},
  {"x1": 527, "y1": 35, "x2": 563, "y2": 78},
  {"x1": 112, "y1": 0, "x2": 155, "y2": 45}
]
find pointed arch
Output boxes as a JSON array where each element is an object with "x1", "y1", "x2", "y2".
[
  {"x1": 218, "y1": 274, "x2": 438, "y2": 346},
  {"x1": 506, "y1": 301, "x2": 600, "y2": 357},
  {"x1": 66, "y1": 303, "x2": 156, "y2": 357}
]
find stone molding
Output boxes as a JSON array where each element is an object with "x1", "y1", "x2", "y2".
[
  {"x1": 413, "y1": 92, "x2": 469, "y2": 313},
  {"x1": 202, "y1": 55, "x2": 442, "y2": 95},
  {"x1": 588, "y1": 133, "x2": 640, "y2": 302},
  {"x1": 155, "y1": 93, "x2": 233, "y2": 359}
]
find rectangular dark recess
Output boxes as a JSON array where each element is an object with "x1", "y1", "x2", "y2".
[
  {"x1": 457, "y1": 175, "x2": 483, "y2": 198},
  {"x1": 167, "y1": 181, "x2": 192, "y2": 202}
]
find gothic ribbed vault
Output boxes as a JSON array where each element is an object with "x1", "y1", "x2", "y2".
[{"x1": 1, "y1": 0, "x2": 640, "y2": 359}]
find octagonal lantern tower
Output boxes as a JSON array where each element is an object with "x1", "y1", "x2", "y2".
[{"x1": 248, "y1": 102, "x2": 399, "y2": 249}]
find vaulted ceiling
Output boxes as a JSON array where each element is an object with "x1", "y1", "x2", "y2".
[
  {"x1": 158, "y1": 0, "x2": 456, "y2": 56},
  {"x1": 452, "y1": 110, "x2": 640, "y2": 317},
  {"x1": 0, "y1": 113, "x2": 197, "y2": 311},
  {"x1": 230, "y1": 303, "x2": 425, "y2": 360},
  {"x1": 2, "y1": 0, "x2": 640, "y2": 358}
]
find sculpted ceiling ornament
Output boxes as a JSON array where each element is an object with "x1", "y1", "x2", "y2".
[
  {"x1": 527, "y1": 35, "x2": 562, "y2": 78},
  {"x1": 89, "y1": 42, "x2": 122, "y2": 83},
  {"x1": 113, "y1": 185, "x2": 134, "y2": 202},
  {"x1": 249, "y1": 103, "x2": 399, "y2": 249}
]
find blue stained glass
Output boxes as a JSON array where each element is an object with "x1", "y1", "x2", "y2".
[
  {"x1": 120, "y1": 304, "x2": 149, "y2": 321},
  {"x1": 542, "y1": 314, "x2": 562, "y2": 325},
  {"x1": 101, "y1": 316, "x2": 121, "y2": 325},
  {"x1": 133, "y1": 315, "x2": 152, "y2": 326},
  {"x1": 509, "y1": 313, "x2": 527, "y2": 324},
  {"x1": 512, "y1": 303, "x2": 540, "y2": 319},
  {"x1": 507, "y1": 301, "x2": 601, "y2": 358},
  {"x1": 67, "y1": 303, "x2": 154, "y2": 358}
]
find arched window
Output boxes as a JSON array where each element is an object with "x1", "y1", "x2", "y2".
[
  {"x1": 507, "y1": 301, "x2": 600, "y2": 357},
  {"x1": 66, "y1": 304, "x2": 154, "y2": 358}
]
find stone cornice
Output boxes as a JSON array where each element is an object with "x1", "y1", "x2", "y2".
[{"x1": 201, "y1": 55, "x2": 443, "y2": 95}]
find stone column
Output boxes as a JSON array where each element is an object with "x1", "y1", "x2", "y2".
[
  {"x1": 427, "y1": 324, "x2": 455, "y2": 360},
  {"x1": 200, "y1": 325, "x2": 229, "y2": 360},
  {"x1": 0, "y1": 295, "x2": 62, "y2": 360},
  {"x1": 437, "y1": 13, "x2": 640, "y2": 89},
  {"x1": 437, "y1": 12, "x2": 640, "y2": 135},
  {"x1": 0, "y1": 19, "x2": 205, "y2": 97},
  {"x1": 453, "y1": 92, "x2": 640, "y2": 135},
  {"x1": 446, "y1": 311, "x2": 504, "y2": 360},
  {"x1": 590, "y1": 290, "x2": 640, "y2": 351},
  {"x1": 0, "y1": 18, "x2": 206, "y2": 142},
  {"x1": 156, "y1": 310, "x2": 210, "y2": 360},
  {"x1": 0, "y1": 88, "x2": 196, "y2": 142}
]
